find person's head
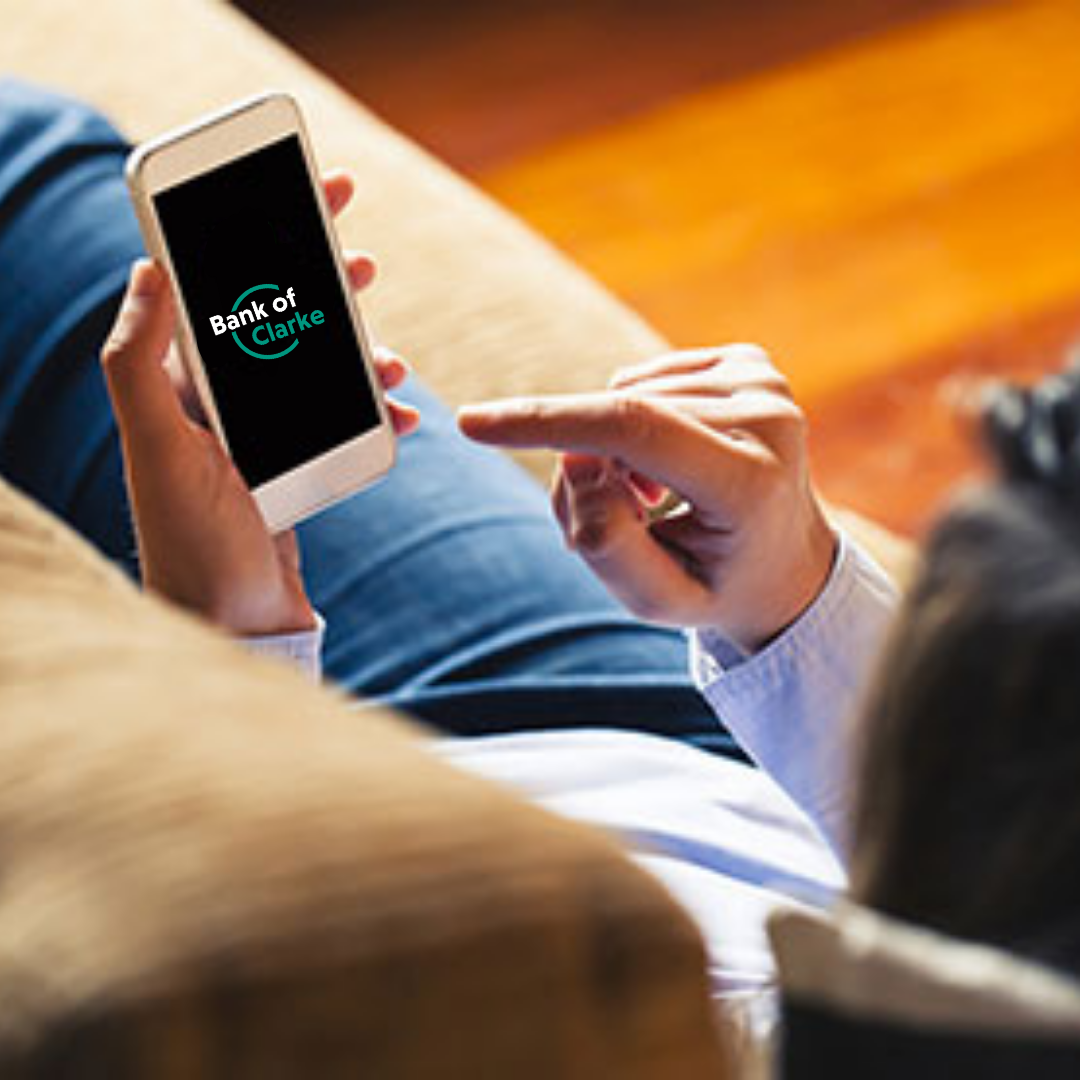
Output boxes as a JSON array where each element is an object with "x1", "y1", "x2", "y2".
[{"x1": 849, "y1": 364, "x2": 1080, "y2": 973}]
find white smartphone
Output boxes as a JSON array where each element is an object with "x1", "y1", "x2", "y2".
[{"x1": 126, "y1": 91, "x2": 395, "y2": 533}]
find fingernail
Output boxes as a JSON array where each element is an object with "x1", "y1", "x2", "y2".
[{"x1": 380, "y1": 351, "x2": 409, "y2": 374}]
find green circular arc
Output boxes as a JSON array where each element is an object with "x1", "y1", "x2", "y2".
[{"x1": 230, "y1": 283, "x2": 298, "y2": 360}]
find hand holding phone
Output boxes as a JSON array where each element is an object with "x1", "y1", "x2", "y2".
[
  {"x1": 126, "y1": 92, "x2": 398, "y2": 534},
  {"x1": 102, "y1": 173, "x2": 418, "y2": 637}
]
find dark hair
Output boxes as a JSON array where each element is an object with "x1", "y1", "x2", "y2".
[{"x1": 849, "y1": 365, "x2": 1080, "y2": 973}]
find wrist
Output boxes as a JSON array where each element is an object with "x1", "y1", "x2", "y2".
[
  {"x1": 729, "y1": 503, "x2": 839, "y2": 654},
  {"x1": 784, "y1": 507, "x2": 841, "y2": 637},
  {"x1": 213, "y1": 585, "x2": 318, "y2": 638},
  {"x1": 145, "y1": 571, "x2": 317, "y2": 638}
]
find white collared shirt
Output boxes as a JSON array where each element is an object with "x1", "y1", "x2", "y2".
[{"x1": 247, "y1": 533, "x2": 899, "y2": 1001}]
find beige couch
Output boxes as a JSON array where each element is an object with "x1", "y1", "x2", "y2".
[{"x1": 0, "y1": 1, "x2": 910, "y2": 1075}]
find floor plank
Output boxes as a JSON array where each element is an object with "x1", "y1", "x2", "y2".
[
  {"x1": 809, "y1": 298, "x2": 1080, "y2": 536},
  {"x1": 476, "y1": 0, "x2": 1080, "y2": 531},
  {"x1": 482, "y1": 0, "x2": 1080, "y2": 402},
  {"x1": 235, "y1": 0, "x2": 974, "y2": 173}
]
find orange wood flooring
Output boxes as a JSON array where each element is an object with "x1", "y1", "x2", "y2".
[{"x1": 236, "y1": 0, "x2": 1080, "y2": 537}]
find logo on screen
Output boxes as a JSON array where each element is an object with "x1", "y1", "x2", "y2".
[{"x1": 208, "y1": 284, "x2": 325, "y2": 359}]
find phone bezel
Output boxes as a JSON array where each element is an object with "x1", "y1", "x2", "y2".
[{"x1": 126, "y1": 91, "x2": 395, "y2": 533}]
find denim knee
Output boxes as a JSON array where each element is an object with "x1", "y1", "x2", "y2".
[{"x1": 0, "y1": 79, "x2": 128, "y2": 226}]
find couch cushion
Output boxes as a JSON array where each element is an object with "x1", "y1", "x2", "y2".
[{"x1": 0, "y1": 475, "x2": 729, "y2": 1077}]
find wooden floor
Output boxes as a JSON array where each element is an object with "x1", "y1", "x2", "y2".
[{"x1": 236, "y1": 0, "x2": 1080, "y2": 536}]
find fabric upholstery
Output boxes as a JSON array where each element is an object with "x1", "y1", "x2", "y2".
[
  {"x1": 0, "y1": 474, "x2": 730, "y2": 1075},
  {"x1": 769, "y1": 904, "x2": 1080, "y2": 1078}
]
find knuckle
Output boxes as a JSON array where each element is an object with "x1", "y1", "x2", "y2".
[
  {"x1": 613, "y1": 394, "x2": 660, "y2": 441},
  {"x1": 722, "y1": 342, "x2": 772, "y2": 365},
  {"x1": 752, "y1": 401, "x2": 807, "y2": 457},
  {"x1": 768, "y1": 378, "x2": 796, "y2": 402},
  {"x1": 782, "y1": 408, "x2": 808, "y2": 448},
  {"x1": 99, "y1": 339, "x2": 122, "y2": 370},
  {"x1": 727, "y1": 390, "x2": 803, "y2": 431},
  {"x1": 773, "y1": 398, "x2": 806, "y2": 430},
  {"x1": 764, "y1": 371, "x2": 799, "y2": 406},
  {"x1": 100, "y1": 334, "x2": 134, "y2": 376},
  {"x1": 754, "y1": 368, "x2": 795, "y2": 399},
  {"x1": 101, "y1": 306, "x2": 149, "y2": 374},
  {"x1": 675, "y1": 345, "x2": 721, "y2": 363},
  {"x1": 723, "y1": 343, "x2": 793, "y2": 393},
  {"x1": 520, "y1": 398, "x2": 553, "y2": 426}
]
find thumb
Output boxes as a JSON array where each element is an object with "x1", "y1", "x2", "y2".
[
  {"x1": 562, "y1": 453, "x2": 713, "y2": 625},
  {"x1": 101, "y1": 259, "x2": 186, "y2": 448}
]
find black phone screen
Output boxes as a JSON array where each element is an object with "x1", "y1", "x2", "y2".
[{"x1": 152, "y1": 134, "x2": 380, "y2": 490}]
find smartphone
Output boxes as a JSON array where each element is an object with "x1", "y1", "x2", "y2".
[{"x1": 126, "y1": 91, "x2": 395, "y2": 532}]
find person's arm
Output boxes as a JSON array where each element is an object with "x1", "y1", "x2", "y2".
[
  {"x1": 100, "y1": 171, "x2": 419, "y2": 645},
  {"x1": 690, "y1": 532, "x2": 898, "y2": 855},
  {"x1": 460, "y1": 345, "x2": 838, "y2": 648},
  {"x1": 459, "y1": 345, "x2": 837, "y2": 654}
]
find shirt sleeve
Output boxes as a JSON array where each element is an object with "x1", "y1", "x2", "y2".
[
  {"x1": 240, "y1": 613, "x2": 325, "y2": 681},
  {"x1": 689, "y1": 533, "x2": 899, "y2": 858}
]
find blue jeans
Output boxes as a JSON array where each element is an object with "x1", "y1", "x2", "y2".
[{"x1": 0, "y1": 80, "x2": 737, "y2": 755}]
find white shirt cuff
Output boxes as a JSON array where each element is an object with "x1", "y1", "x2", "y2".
[
  {"x1": 689, "y1": 533, "x2": 899, "y2": 856},
  {"x1": 241, "y1": 613, "x2": 325, "y2": 681}
]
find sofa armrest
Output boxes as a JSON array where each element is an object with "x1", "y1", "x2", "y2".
[
  {"x1": 829, "y1": 507, "x2": 916, "y2": 588},
  {"x1": 0, "y1": 478, "x2": 729, "y2": 1078}
]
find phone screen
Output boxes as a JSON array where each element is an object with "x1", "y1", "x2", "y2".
[{"x1": 152, "y1": 134, "x2": 381, "y2": 490}]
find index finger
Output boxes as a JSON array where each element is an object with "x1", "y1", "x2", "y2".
[{"x1": 458, "y1": 393, "x2": 750, "y2": 509}]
